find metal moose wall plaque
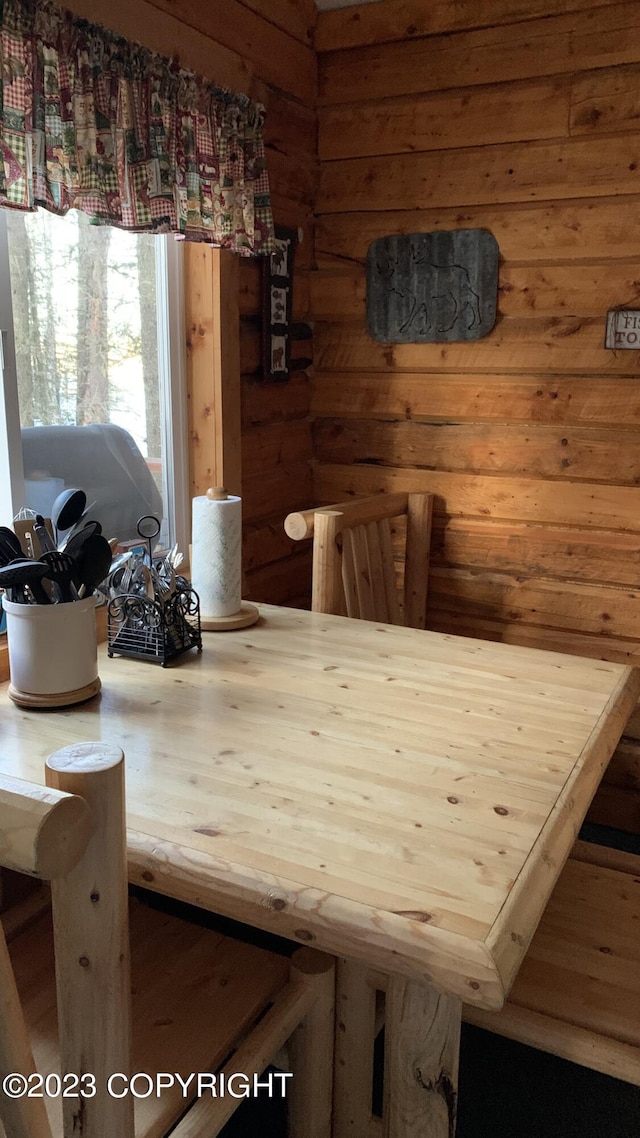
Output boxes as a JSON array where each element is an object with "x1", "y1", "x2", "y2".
[{"x1": 366, "y1": 229, "x2": 499, "y2": 343}]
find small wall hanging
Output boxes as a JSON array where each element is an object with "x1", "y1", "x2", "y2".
[
  {"x1": 605, "y1": 309, "x2": 640, "y2": 349},
  {"x1": 262, "y1": 225, "x2": 297, "y2": 381},
  {"x1": 366, "y1": 229, "x2": 499, "y2": 343}
]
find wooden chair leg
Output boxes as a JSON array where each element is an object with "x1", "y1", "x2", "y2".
[
  {"x1": 287, "y1": 949, "x2": 335, "y2": 1138},
  {"x1": 383, "y1": 977, "x2": 461, "y2": 1138},
  {"x1": 333, "y1": 958, "x2": 379, "y2": 1138}
]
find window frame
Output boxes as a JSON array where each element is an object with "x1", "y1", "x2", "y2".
[{"x1": 0, "y1": 211, "x2": 190, "y2": 556}]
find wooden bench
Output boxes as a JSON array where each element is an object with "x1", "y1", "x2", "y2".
[
  {"x1": 464, "y1": 839, "x2": 640, "y2": 1085},
  {"x1": 341, "y1": 838, "x2": 640, "y2": 1135},
  {"x1": 469, "y1": 681, "x2": 640, "y2": 1079}
]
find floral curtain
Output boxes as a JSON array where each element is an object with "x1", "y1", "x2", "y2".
[{"x1": 0, "y1": 0, "x2": 275, "y2": 253}]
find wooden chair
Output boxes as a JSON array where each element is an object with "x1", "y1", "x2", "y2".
[
  {"x1": 0, "y1": 742, "x2": 334, "y2": 1138},
  {"x1": 284, "y1": 492, "x2": 434, "y2": 628}
]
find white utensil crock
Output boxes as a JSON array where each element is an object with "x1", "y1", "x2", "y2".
[{"x1": 3, "y1": 596, "x2": 100, "y2": 707}]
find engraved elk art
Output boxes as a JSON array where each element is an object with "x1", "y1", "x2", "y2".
[
  {"x1": 270, "y1": 240, "x2": 289, "y2": 276},
  {"x1": 271, "y1": 340, "x2": 286, "y2": 371},
  {"x1": 376, "y1": 243, "x2": 482, "y2": 336}
]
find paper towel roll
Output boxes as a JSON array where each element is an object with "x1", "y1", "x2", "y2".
[{"x1": 191, "y1": 491, "x2": 242, "y2": 618}]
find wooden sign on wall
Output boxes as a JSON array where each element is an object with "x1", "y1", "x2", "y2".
[
  {"x1": 605, "y1": 310, "x2": 640, "y2": 349},
  {"x1": 366, "y1": 229, "x2": 499, "y2": 343}
]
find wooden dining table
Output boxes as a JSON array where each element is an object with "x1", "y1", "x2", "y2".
[{"x1": 1, "y1": 602, "x2": 638, "y2": 1136}]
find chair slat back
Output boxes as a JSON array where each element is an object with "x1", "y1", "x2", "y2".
[
  {"x1": 379, "y1": 519, "x2": 403, "y2": 626},
  {"x1": 287, "y1": 493, "x2": 434, "y2": 629}
]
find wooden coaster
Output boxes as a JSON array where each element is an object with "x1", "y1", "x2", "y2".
[
  {"x1": 200, "y1": 602, "x2": 260, "y2": 632},
  {"x1": 8, "y1": 676, "x2": 102, "y2": 709}
]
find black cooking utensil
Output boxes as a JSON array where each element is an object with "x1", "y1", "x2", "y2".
[
  {"x1": 64, "y1": 520, "x2": 103, "y2": 563},
  {"x1": 51, "y1": 487, "x2": 87, "y2": 542},
  {"x1": 59, "y1": 506, "x2": 99, "y2": 551},
  {"x1": 0, "y1": 559, "x2": 51, "y2": 604},
  {"x1": 0, "y1": 526, "x2": 23, "y2": 566},
  {"x1": 40, "y1": 550, "x2": 77, "y2": 603},
  {"x1": 73, "y1": 533, "x2": 113, "y2": 598},
  {"x1": 33, "y1": 514, "x2": 57, "y2": 555}
]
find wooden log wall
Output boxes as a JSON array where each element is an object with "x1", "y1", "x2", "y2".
[
  {"x1": 71, "y1": 0, "x2": 318, "y2": 605},
  {"x1": 314, "y1": 0, "x2": 640, "y2": 832}
]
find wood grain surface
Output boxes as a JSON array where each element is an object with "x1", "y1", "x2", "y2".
[{"x1": 1, "y1": 605, "x2": 637, "y2": 1007}]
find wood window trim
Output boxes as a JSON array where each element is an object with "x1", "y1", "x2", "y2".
[{"x1": 185, "y1": 244, "x2": 242, "y2": 498}]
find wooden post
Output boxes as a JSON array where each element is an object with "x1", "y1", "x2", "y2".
[
  {"x1": 312, "y1": 510, "x2": 345, "y2": 615},
  {"x1": 383, "y1": 977, "x2": 461, "y2": 1138},
  {"x1": 45, "y1": 743, "x2": 134, "y2": 1138},
  {"x1": 287, "y1": 948, "x2": 335, "y2": 1138},
  {"x1": 185, "y1": 245, "x2": 241, "y2": 500},
  {"x1": 333, "y1": 958, "x2": 378, "y2": 1138}
]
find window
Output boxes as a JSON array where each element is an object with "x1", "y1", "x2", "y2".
[{"x1": 0, "y1": 209, "x2": 189, "y2": 555}]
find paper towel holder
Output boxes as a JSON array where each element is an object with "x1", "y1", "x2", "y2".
[{"x1": 198, "y1": 487, "x2": 260, "y2": 632}]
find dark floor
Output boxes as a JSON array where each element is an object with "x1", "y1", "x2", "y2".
[{"x1": 220, "y1": 1024, "x2": 640, "y2": 1138}]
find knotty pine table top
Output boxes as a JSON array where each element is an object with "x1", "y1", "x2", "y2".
[{"x1": 1, "y1": 604, "x2": 638, "y2": 1009}]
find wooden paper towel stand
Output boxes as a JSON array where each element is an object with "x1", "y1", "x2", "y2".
[{"x1": 196, "y1": 488, "x2": 260, "y2": 632}]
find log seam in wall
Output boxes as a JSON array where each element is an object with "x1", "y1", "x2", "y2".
[
  {"x1": 318, "y1": 135, "x2": 640, "y2": 215},
  {"x1": 315, "y1": 196, "x2": 640, "y2": 268},
  {"x1": 315, "y1": 0, "x2": 617, "y2": 53},
  {"x1": 242, "y1": 0, "x2": 316, "y2": 47},
  {"x1": 123, "y1": 0, "x2": 317, "y2": 105},
  {"x1": 317, "y1": 1, "x2": 640, "y2": 105}
]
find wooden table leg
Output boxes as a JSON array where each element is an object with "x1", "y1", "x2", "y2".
[
  {"x1": 333, "y1": 958, "x2": 379, "y2": 1137},
  {"x1": 384, "y1": 976, "x2": 461, "y2": 1138}
]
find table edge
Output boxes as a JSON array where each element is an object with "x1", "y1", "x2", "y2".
[
  {"x1": 127, "y1": 828, "x2": 506, "y2": 1010},
  {"x1": 484, "y1": 663, "x2": 640, "y2": 995}
]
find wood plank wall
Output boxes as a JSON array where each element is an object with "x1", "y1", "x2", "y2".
[
  {"x1": 70, "y1": 0, "x2": 318, "y2": 605},
  {"x1": 314, "y1": 0, "x2": 640, "y2": 832},
  {"x1": 314, "y1": 0, "x2": 640, "y2": 661}
]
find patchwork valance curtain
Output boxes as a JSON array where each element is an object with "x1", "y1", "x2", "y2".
[{"x1": 0, "y1": 0, "x2": 275, "y2": 253}]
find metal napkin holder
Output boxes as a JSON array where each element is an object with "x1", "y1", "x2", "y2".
[{"x1": 107, "y1": 583, "x2": 202, "y2": 665}]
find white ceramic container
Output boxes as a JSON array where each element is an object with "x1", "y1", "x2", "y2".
[{"x1": 4, "y1": 596, "x2": 100, "y2": 706}]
